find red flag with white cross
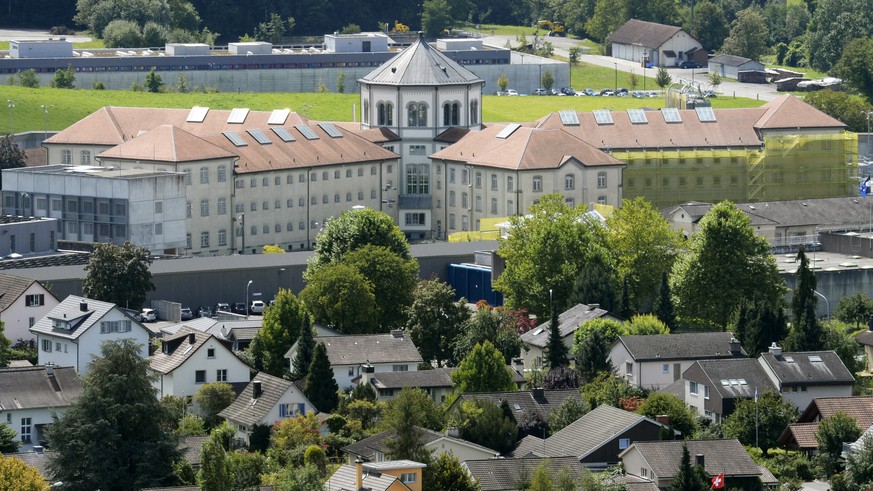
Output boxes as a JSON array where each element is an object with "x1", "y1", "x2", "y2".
[{"x1": 711, "y1": 473, "x2": 725, "y2": 489}]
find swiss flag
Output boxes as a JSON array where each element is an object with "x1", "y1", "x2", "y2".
[{"x1": 711, "y1": 473, "x2": 725, "y2": 489}]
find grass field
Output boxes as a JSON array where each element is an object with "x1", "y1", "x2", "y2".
[{"x1": 0, "y1": 39, "x2": 105, "y2": 51}]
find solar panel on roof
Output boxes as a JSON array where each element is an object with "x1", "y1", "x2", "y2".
[
  {"x1": 558, "y1": 110, "x2": 579, "y2": 126},
  {"x1": 593, "y1": 110, "x2": 613, "y2": 125},
  {"x1": 695, "y1": 106, "x2": 716, "y2": 122},
  {"x1": 272, "y1": 127, "x2": 296, "y2": 142},
  {"x1": 721, "y1": 380, "x2": 730, "y2": 386},
  {"x1": 295, "y1": 124, "x2": 320, "y2": 140},
  {"x1": 268, "y1": 109, "x2": 290, "y2": 125},
  {"x1": 227, "y1": 108, "x2": 249, "y2": 124},
  {"x1": 319, "y1": 122, "x2": 343, "y2": 138},
  {"x1": 186, "y1": 106, "x2": 209, "y2": 123},
  {"x1": 627, "y1": 108, "x2": 648, "y2": 124},
  {"x1": 661, "y1": 107, "x2": 682, "y2": 123},
  {"x1": 247, "y1": 128, "x2": 272, "y2": 145},
  {"x1": 496, "y1": 123, "x2": 521, "y2": 139},
  {"x1": 809, "y1": 355, "x2": 822, "y2": 362},
  {"x1": 222, "y1": 131, "x2": 247, "y2": 147}
]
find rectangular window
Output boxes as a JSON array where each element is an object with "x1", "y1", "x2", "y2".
[
  {"x1": 533, "y1": 176, "x2": 542, "y2": 192},
  {"x1": 393, "y1": 364, "x2": 408, "y2": 372},
  {"x1": 200, "y1": 232, "x2": 209, "y2": 248},
  {"x1": 690, "y1": 381, "x2": 699, "y2": 395},
  {"x1": 80, "y1": 150, "x2": 91, "y2": 164},
  {"x1": 217, "y1": 369, "x2": 227, "y2": 382},
  {"x1": 662, "y1": 363, "x2": 669, "y2": 374},
  {"x1": 216, "y1": 229, "x2": 226, "y2": 246},
  {"x1": 25, "y1": 294, "x2": 44, "y2": 307},
  {"x1": 475, "y1": 172, "x2": 482, "y2": 188},
  {"x1": 449, "y1": 168, "x2": 456, "y2": 184},
  {"x1": 405, "y1": 164, "x2": 430, "y2": 194},
  {"x1": 195, "y1": 370, "x2": 206, "y2": 384},
  {"x1": 200, "y1": 167, "x2": 209, "y2": 184},
  {"x1": 184, "y1": 169, "x2": 192, "y2": 185},
  {"x1": 20, "y1": 418, "x2": 31, "y2": 443},
  {"x1": 155, "y1": 223, "x2": 162, "y2": 235},
  {"x1": 410, "y1": 145, "x2": 426, "y2": 155},
  {"x1": 200, "y1": 200, "x2": 209, "y2": 217},
  {"x1": 400, "y1": 473, "x2": 417, "y2": 484},
  {"x1": 704, "y1": 385, "x2": 710, "y2": 399},
  {"x1": 218, "y1": 165, "x2": 227, "y2": 182},
  {"x1": 61, "y1": 150, "x2": 71, "y2": 165},
  {"x1": 619, "y1": 438, "x2": 630, "y2": 449},
  {"x1": 217, "y1": 198, "x2": 226, "y2": 215},
  {"x1": 405, "y1": 213, "x2": 426, "y2": 225},
  {"x1": 42, "y1": 339, "x2": 52, "y2": 352},
  {"x1": 279, "y1": 403, "x2": 291, "y2": 418}
]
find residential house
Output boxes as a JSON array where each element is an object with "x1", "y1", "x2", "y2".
[
  {"x1": 342, "y1": 427, "x2": 499, "y2": 464},
  {"x1": 218, "y1": 371, "x2": 318, "y2": 446},
  {"x1": 29, "y1": 295, "x2": 151, "y2": 375},
  {"x1": 607, "y1": 19, "x2": 705, "y2": 67},
  {"x1": 510, "y1": 404, "x2": 669, "y2": 468},
  {"x1": 0, "y1": 365, "x2": 82, "y2": 450},
  {"x1": 328, "y1": 459, "x2": 426, "y2": 491},
  {"x1": 179, "y1": 435, "x2": 209, "y2": 470},
  {"x1": 285, "y1": 330, "x2": 423, "y2": 390},
  {"x1": 367, "y1": 367, "x2": 456, "y2": 403},
  {"x1": 680, "y1": 358, "x2": 777, "y2": 423},
  {"x1": 519, "y1": 303, "x2": 620, "y2": 370},
  {"x1": 463, "y1": 456, "x2": 585, "y2": 491},
  {"x1": 447, "y1": 388, "x2": 583, "y2": 428},
  {"x1": 149, "y1": 327, "x2": 253, "y2": 398},
  {"x1": 779, "y1": 396, "x2": 873, "y2": 454},
  {"x1": 707, "y1": 54, "x2": 765, "y2": 80},
  {"x1": 757, "y1": 344, "x2": 854, "y2": 410},
  {"x1": 620, "y1": 439, "x2": 772, "y2": 489},
  {"x1": 856, "y1": 327, "x2": 873, "y2": 372},
  {"x1": 610, "y1": 332, "x2": 746, "y2": 390},
  {"x1": 6, "y1": 448, "x2": 54, "y2": 483},
  {"x1": 0, "y1": 272, "x2": 58, "y2": 343}
]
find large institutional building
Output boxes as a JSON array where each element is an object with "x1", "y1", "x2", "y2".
[{"x1": 0, "y1": 36, "x2": 857, "y2": 257}]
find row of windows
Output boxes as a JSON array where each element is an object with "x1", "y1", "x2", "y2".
[
  {"x1": 5, "y1": 194, "x2": 127, "y2": 216},
  {"x1": 627, "y1": 156, "x2": 743, "y2": 166},
  {"x1": 191, "y1": 219, "x2": 328, "y2": 249},
  {"x1": 627, "y1": 175, "x2": 741, "y2": 188},
  {"x1": 367, "y1": 101, "x2": 479, "y2": 127},
  {"x1": 231, "y1": 165, "x2": 387, "y2": 189},
  {"x1": 60, "y1": 150, "x2": 90, "y2": 165},
  {"x1": 7, "y1": 60, "x2": 392, "y2": 76},
  {"x1": 195, "y1": 369, "x2": 228, "y2": 384}
]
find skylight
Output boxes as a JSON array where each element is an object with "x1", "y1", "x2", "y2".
[
  {"x1": 808, "y1": 355, "x2": 822, "y2": 362},
  {"x1": 496, "y1": 123, "x2": 521, "y2": 139},
  {"x1": 227, "y1": 108, "x2": 250, "y2": 124},
  {"x1": 695, "y1": 106, "x2": 716, "y2": 122},
  {"x1": 593, "y1": 110, "x2": 614, "y2": 125},
  {"x1": 319, "y1": 122, "x2": 343, "y2": 138},
  {"x1": 267, "y1": 109, "x2": 290, "y2": 125},
  {"x1": 247, "y1": 128, "x2": 272, "y2": 145},
  {"x1": 295, "y1": 124, "x2": 320, "y2": 140},
  {"x1": 222, "y1": 131, "x2": 247, "y2": 147},
  {"x1": 272, "y1": 127, "x2": 296, "y2": 142},
  {"x1": 661, "y1": 107, "x2": 682, "y2": 123},
  {"x1": 186, "y1": 106, "x2": 209, "y2": 123},
  {"x1": 558, "y1": 110, "x2": 579, "y2": 126},
  {"x1": 627, "y1": 108, "x2": 648, "y2": 124}
]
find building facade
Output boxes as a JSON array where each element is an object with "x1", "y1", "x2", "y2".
[{"x1": 0, "y1": 272, "x2": 59, "y2": 342}]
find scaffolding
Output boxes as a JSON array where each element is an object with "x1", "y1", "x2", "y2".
[{"x1": 617, "y1": 131, "x2": 858, "y2": 209}]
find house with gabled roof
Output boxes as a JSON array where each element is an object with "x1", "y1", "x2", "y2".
[
  {"x1": 509, "y1": 404, "x2": 669, "y2": 468},
  {"x1": 619, "y1": 439, "x2": 772, "y2": 489},
  {"x1": 328, "y1": 459, "x2": 425, "y2": 491},
  {"x1": 680, "y1": 358, "x2": 777, "y2": 423},
  {"x1": 779, "y1": 396, "x2": 873, "y2": 454},
  {"x1": 611, "y1": 332, "x2": 746, "y2": 390},
  {"x1": 757, "y1": 344, "x2": 854, "y2": 410},
  {"x1": 149, "y1": 326, "x2": 253, "y2": 398},
  {"x1": 342, "y1": 426, "x2": 499, "y2": 464},
  {"x1": 368, "y1": 367, "x2": 456, "y2": 403},
  {"x1": 0, "y1": 272, "x2": 58, "y2": 343},
  {"x1": 708, "y1": 54, "x2": 765, "y2": 80},
  {"x1": 607, "y1": 19, "x2": 705, "y2": 67},
  {"x1": 29, "y1": 295, "x2": 151, "y2": 374},
  {"x1": 446, "y1": 388, "x2": 582, "y2": 429},
  {"x1": 519, "y1": 303, "x2": 621, "y2": 370},
  {"x1": 463, "y1": 456, "x2": 585, "y2": 491},
  {"x1": 285, "y1": 330, "x2": 423, "y2": 390},
  {"x1": 218, "y1": 371, "x2": 317, "y2": 446},
  {"x1": 855, "y1": 327, "x2": 873, "y2": 372},
  {"x1": 0, "y1": 365, "x2": 82, "y2": 450}
]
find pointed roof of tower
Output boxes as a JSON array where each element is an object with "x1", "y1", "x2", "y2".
[{"x1": 359, "y1": 34, "x2": 483, "y2": 86}]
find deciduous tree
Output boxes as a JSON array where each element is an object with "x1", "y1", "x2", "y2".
[
  {"x1": 722, "y1": 390, "x2": 798, "y2": 456},
  {"x1": 252, "y1": 288, "x2": 307, "y2": 376},
  {"x1": 452, "y1": 341, "x2": 516, "y2": 393},
  {"x1": 304, "y1": 342, "x2": 339, "y2": 413},
  {"x1": 421, "y1": 0, "x2": 452, "y2": 37},
  {"x1": 51, "y1": 64, "x2": 76, "y2": 88},
  {"x1": 453, "y1": 398, "x2": 518, "y2": 454},
  {"x1": 429, "y1": 452, "x2": 478, "y2": 491},
  {"x1": 836, "y1": 293, "x2": 873, "y2": 328},
  {"x1": 193, "y1": 382, "x2": 235, "y2": 429},
  {"x1": 454, "y1": 305, "x2": 522, "y2": 364},
  {"x1": 47, "y1": 339, "x2": 180, "y2": 490},
  {"x1": 0, "y1": 455, "x2": 47, "y2": 491},
  {"x1": 343, "y1": 245, "x2": 418, "y2": 330},
  {"x1": 807, "y1": 0, "x2": 873, "y2": 72},
  {"x1": 671, "y1": 201, "x2": 784, "y2": 330},
  {"x1": 549, "y1": 397, "x2": 590, "y2": 433},
  {"x1": 845, "y1": 433, "x2": 873, "y2": 489},
  {"x1": 145, "y1": 68, "x2": 163, "y2": 92},
  {"x1": 692, "y1": 1, "x2": 729, "y2": 52},
  {"x1": 834, "y1": 37, "x2": 873, "y2": 102},
  {"x1": 82, "y1": 241, "x2": 155, "y2": 310},
  {"x1": 720, "y1": 7, "x2": 769, "y2": 61},
  {"x1": 817, "y1": 412, "x2": 861, "y2": 475},
  {"x1": 405, "y1": 279, "x2": 470, "y2": 366},
  {"x1": 625, "y1": 314, "x2": 670, "y2": 335},
  {"x1": 636, "y1": 392, "x2": 696, "y2": 437},
  {"x1": 804, "y1": 90, "x2": 873, "y2": 134},
  {"x1": 495, "y1": 193, "x2": 609, "y2": 319},
  {"x1": 300, "y1": 263, "x2": 377, "y2": 334},
  {"x1": 0, "y1": 134, "x2": 27, "y2": 170}
]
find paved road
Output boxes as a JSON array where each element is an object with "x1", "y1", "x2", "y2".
[
  {"x1": 482, "y1": 34, "x2": 781, "y2": 101},
  {"x1": 0, "y1": 28, "x2": 92, "y2": 43}
]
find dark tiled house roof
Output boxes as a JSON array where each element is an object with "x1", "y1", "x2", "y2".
[
  {"x1": 617, "y1": 332, "x2": 745, "y2": 361},
  {"x1": 779, "y1": 396, "x2": 873, "y2": 450},
  {"x1": 626, "y1": 439, "x2": 762, "y2": 478},
  {"x1": 758, "y1": 350, "x2": 854, "y2": 386},
  {"x1": 369, "y1": 367, "x2": 455, "y2": 389},
  {"x1": 463, "y1": 456, "x2": 584, "y2": 491},
  {"x1": 608, "y1": 19, "x2": 684, "y2": 49},
  {"x1": 342, "y1": 427, "x2": 498, "y2": 461},
  {"x1": 521, "y1": 303, "x2": 617, "y2": 348},
  {"x1": 537, "y1": 405, "x2": 661, "y2": 459},
  {"x1": 218, "y1": 371, "x2": 309, "y2": 426},
  {"x1": 0, "y1": 365, "x2": 82, "y2": 410},
  {"x1": 0, "y1": 272, "x2": 46, "y2": 311},
  {"x1": 780, "y1": 422, "x2": 820, "y2": 450},
  {"x1": 360, "y1": 37, "x2": 483, "y2": 86},
  {"x1": 7, "y1": 450, "x2": 54, "y2": 481},
  {"x1": 285, "y1": 331, "x2": 423, "y2": 366},
  {"x1": 693, "y1": 359, "x2": 776, "y2": 399},
  {"x1": 29, "y1": 295, "x2": 124, "y2": 340},
  {"x1": 449, "y1": 389, "x2": 583, "y2": 424},
  {"x1": 150, "y1": 327, "x2": 236, "y2": 374}
]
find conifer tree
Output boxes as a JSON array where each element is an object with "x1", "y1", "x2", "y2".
[
  {"x1": 655, "y1": 271, "x2": 677, "y2": 329},
  {"x1": 669, "y1": 444, "x2": 709, "y2": 491},
  {"x1": 291, "y1": 314, "x2": 314, "y2": 380},
  {"x1": 304, "y1": 342, "x2": 339, "y2": 413},
  {"x1": 544, "y1": 292, "x2": 569, "y2": 369},
  {"x1": 785, "y1": 246, "x2": 823, "y2": 351},
  {"x1": 619, "y1": 276, "x2": 634, "y2": 319}
]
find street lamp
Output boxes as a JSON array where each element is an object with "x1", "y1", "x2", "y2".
[
  {"x1": 614, "y1": 63, "x2": 618, "y2": 92},
  {"x1": 6, "y1": 99, "x2": 15, "y2": 135},
  {"x1": 245, "y1": 280, "x2": 253, "y2": 320},
  {"x1": 813, "y1": 289, "x2": 830, "y2": 322},
  {"x1": 41, "y1": 105, "x2": 52, "y2": 142}
]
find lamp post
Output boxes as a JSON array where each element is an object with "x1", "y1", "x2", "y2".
[
  {"x1": 245, "y1": 280, "x2": 253, "y2": 320},
  {"x1": 614, "y1": 63, "x2": 618, "y2": 92},
  {"x1": 41, "y1": 105, "x2": 52, "y2": 142},
  {"x1": 6, "y1": 99, "x2": 15, "y2": 135},
  {"x1": 238, "y1": 213, "x2": 245, "y2": 254},
  {"x1": 813, "y1": 289, "x2": 830, "y2": 322}
]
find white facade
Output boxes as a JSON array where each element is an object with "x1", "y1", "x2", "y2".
[
  {"x1": 0, "y1": 282, "x2": 58, "y2": 343},
  {"x1": 229, "y1": 384, "x2": 316, "y2": 445},
  {"x1": 152, "y1": 338, "x2": 252, "y2": 398},
  {"x1": 334, "y1": 361, "x2": 418, "y2": 391},
  {"x1": 609, "y1": 343, "x2": 689, "y2": 390},
  {"x1": 757, "y1": 359, "x2": 852, "y2": 410},
  {"x1": 611, "y1": 30, "x2": 702, "y2": 67}
]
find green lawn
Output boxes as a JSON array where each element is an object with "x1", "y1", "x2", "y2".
[
  {"x1": 2, "y1": 81, "x2": 766, "y2": 134},
  {"x1": 0, "y1": 39, "x2": 105, "y2": 51}
]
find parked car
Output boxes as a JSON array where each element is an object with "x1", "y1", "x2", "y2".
[
  {"x1": 250, "y1": 300, "x2": 266, "y2": 314},
  {"x1": 140, "y1": 308, "x2": 157, "y2": 322},
  {"x1": 647, "y1": 91, "x2": 659, "y2": 97},
  {"x1": 533, "y1": 88, "x2": 549, "y2": 95},
  {"x1": 232, "y1": 302, "x2": 247, "y2": 315},
  {"x1": 600, "y1": 89, "x2": 615, "y2": 96},
  {"x1": 215, "y1": 302, "x2": 231, "y2": 314},
  {"x1": 180, "y1": 307, "x2": 193, "y2": 321},
  {"x1": 506, "y1": 89, "x2": 519, "y2": 96},
  {"x1": 679, "y1": 61, "x2": 702, "y2": 69},
  {"x1": 632, "y1": 90, "x2": 646, "y2": 98},
  {"x1": 582, "y1": 88, "x2": 597, "y2": 96},
  {"x1": 560, "y1": 87, "x2": 576, "y2": 96},
  {"x1": 616, "y1": 88, "x2": 629, "y2": 95},
  {"x1": 198, "y1": 306, "x2": 213, "y2": 318}
]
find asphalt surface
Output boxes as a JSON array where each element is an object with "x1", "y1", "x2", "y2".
[{"x1": 0, "y1": 28, "x2": 92, "y2": 43}]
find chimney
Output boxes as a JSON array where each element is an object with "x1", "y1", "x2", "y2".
[
  {"x1": 79, "y1": 301, "x2": 88, "y2": 312},
  {"x1": 446, "y1": 426, "x2": 460, "y2": 438},
  {"x1": 355, "y1": 458, "x2": 364, "y2": 491},
  {"x1": 695, "y1": 454, "x2": 705, "y2": 467},
  {"x1": 655, "y1": 414, "x2": 671, "y2": 426},
  {"x1": 390, "y1": 329, "x2": 404, "y2": 338},
  {"x1": 512, "y1": 357, "x2": 524, "y2": 368},
  {"x1": 45, "y1": 362, "x2": 53, "y2": 376},
  {"x1": 252, "y1": 380, "x2": 262, "y2": 399},
  {"x1": 729, "y1": 337, "x2": 741, "y2": 355},
  {"x1": 532, "y1": 387, "x2": 544, "y2": 399},
  {"x1": 162, "y1": 340, "x2": 168, "y2": 354},
  {"x1": 769, "y1": 342, "x2": 782, "y2": 357},
  {"x1": 32, "y1": 445, "x2": 44, "y2": 454},
  {"x1": 188, "y1": 333, "x2": 196, "y2": 344}
]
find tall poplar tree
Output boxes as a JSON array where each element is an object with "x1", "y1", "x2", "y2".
[
  {"x1": 655, "y1": 271, "x2": 677, "y2": 330},
  {"x1": 545, "y1": 293, "x2": 569, "y2": 369},
  {"x1": 303, "y1": 342, "x2": 339, "y2": 413},
  {"x1": 785, "y1": 246, "x2": 823, "y2": 351},
  {"x1": 290, "y1": 314, "x2": 314, "y2": 380}
]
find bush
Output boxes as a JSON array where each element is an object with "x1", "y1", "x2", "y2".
[
  {"x1": 303, "y1": 445, "x2": 328, "y2": 475},
  {"x1": 18, "y1": 69, "x2": 39, "y2": 88},
  {"x1": 142, "y1": 22, "x2": 170, "y2": 47},
  {"x1": 93, "y1": 81, "x2": 105, "y2": 90},
  {"x1": 103, "y1": 19, "x2": 144, "y2": 48}
]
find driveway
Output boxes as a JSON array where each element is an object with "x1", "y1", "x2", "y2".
[
  {"x1": 0, "y1": 28, "x2": 92, "y2": 43},
  {"x1": 801, "y1": 480, "x2": 830, "y2": 491}
]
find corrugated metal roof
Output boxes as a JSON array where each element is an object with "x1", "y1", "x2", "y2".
[{"x1": 360, "y1": 36, "x2": 483, "y2": 86}]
